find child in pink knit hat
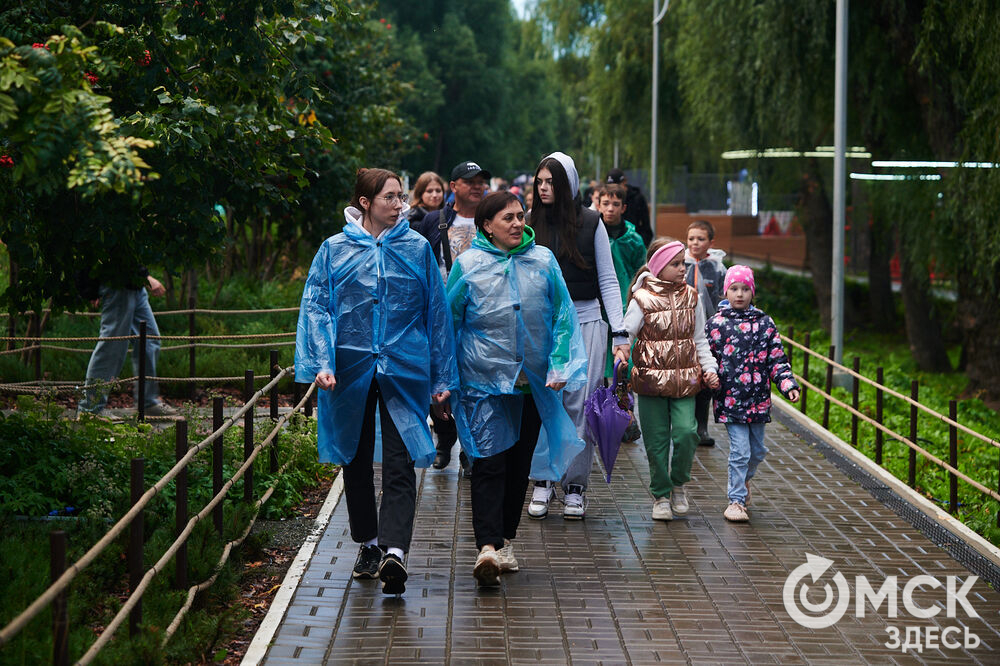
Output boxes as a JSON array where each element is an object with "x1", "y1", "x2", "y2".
[{"x1": 706, "y1": 265, "x2": 800, "y2": 522}]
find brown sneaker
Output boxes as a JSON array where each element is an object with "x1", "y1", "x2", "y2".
[{"x1": 724, "y1": 502, "x2": 749, "y2": 522}]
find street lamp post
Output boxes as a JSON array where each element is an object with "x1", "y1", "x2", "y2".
[
  {"x1": 650, "y1": 0, "x2": 669, "y2": 237},
  {"x1": 832, "y1": 0, "x2": 848, "y2": 368}
]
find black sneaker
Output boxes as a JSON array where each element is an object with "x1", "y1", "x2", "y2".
[
  {"x1": 459, "y1": 451, "x2": 472, "y2": 477},
  {"x1": 432, "y1": 450, "x2": 451, "y2": 469},
  {"x1": 697, "y1": 426, "x2": 715, "y2": 447},
  {"x1": 378, "y1": 553, "x2": 407, "y2": 595},
  {"x1": 352, "y1": 544, "x2": 381, "y2": 579}
]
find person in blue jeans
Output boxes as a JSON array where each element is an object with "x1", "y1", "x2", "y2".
[
  {"x1": 77, "y1": 273, "x2": 178, "y2": 419},
  {"x1": 705, "y1": 265, "x2": 799, "y2": 522}
]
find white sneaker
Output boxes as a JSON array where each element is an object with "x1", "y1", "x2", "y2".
[
  {"x1": 527, "y1": 482, "x2": 554, "y2": 519},
  {"x1": 652, "y1": 497, "x2": 673, "y2": 521},
  {"x1": 497, "y1": 540, "x2": 519, "y2": 573},
  {"x1": 670, "y1": 486, "x2": 689, "y2": 516},
  {"x1": 562, "y1": 485, "x2": 586, "y2": 520}
]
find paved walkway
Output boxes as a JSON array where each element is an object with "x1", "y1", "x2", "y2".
[{"x1": 258, "y1": 413, "x2": 1000, "y2": 664}]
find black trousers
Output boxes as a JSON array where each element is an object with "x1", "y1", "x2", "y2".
[
  {"x1": 342, "y1": 379, "x2": 416, "y2": 553},
  {"x1": 470, "y1": 395, "x2": 542, "y2": 550},
  {"x1": 432, "y1": 410, "x2": 458, "y2": 453},
  {"x1": 695, "y1": 388, "x2": 712, "y2": 432}
]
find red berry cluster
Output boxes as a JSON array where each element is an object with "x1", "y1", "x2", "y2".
[
  {"x1": 85, "y1": 72, "x2": 99, "y2": 85},
  {"x1": 32, "y1": 43, "x2": 48, "y2": 49},
  {"x1": 138, "y1": 50, "x2": 152, "y2": 67},
  {"x1": 379, "y1": 18, "x2": 392, "y2": 29},
  {"x1": 0, "y1": 154, "x2": 14, "y2": 168}
]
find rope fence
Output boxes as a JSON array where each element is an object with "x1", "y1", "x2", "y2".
[
  {"x1": 0, "y1": 361, "x2": 321, "y2": 665},
  {"x1": 0, "y1": 306, "x2": 300, "y2": 318}
]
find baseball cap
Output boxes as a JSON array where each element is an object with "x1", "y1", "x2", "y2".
[
  {"x1": 450, "y1": 160, "x2": 492, "y2": 182},
  {"x1": 606, "y1": 167, "x2": 625, "y2": 184}
]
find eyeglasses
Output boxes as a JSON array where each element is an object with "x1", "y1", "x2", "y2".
[{"x1": 379, "y1": 193, "x2": 409, "y2": 205}]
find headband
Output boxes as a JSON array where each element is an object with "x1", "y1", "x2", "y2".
[{"x1": 647, "y1": 241, "x2": 686, "y2": 278}]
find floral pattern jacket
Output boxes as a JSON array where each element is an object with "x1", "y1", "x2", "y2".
[{"x1": 706, "y1": 301, "x2": 799, "y2": 423}]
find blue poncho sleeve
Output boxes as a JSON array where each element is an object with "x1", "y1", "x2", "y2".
[
  {"x1": 426, "y1": 242, "x2": 459, "y2": 396},
  {"x1": 295, "y1": 241, "x2": 336, "y2": 383},
  {"x1": 546, "y1": 256, "x2": 588, "y2": 390}
]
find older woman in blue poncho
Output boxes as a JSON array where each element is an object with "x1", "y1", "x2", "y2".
[
  {"x1": 446, "y1": 191, "x2": 587, "y2": 587},
  {"x1": 295, "y1": 168, "x2": 457, "y2": 596}
]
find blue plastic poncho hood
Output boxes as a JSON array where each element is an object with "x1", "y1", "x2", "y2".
[
  {"x1": 295, "y1": 207, "x2": 458, "y2": 466},
  {"x1": 446, "y1": 228, "x2": 587, "y2": 478}
]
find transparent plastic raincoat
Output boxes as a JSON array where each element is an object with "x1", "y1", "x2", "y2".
[
  {"x1": 446, "y1": 227, "x2": 588, "y2": 479},
  {"x1": 295, "y1": 207, "x2": 458, "y2": 467}
]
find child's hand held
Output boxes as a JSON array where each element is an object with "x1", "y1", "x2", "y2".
[
  {"x1": 703, "y1": 371, "x2": 720, "y2": 389},
  {"x1": 787, "y1": 389, "x2": 800, "y2": 403}
]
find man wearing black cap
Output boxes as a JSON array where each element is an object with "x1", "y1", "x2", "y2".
[
  {"x1": 411, "y1": 160, "x2": 491, "y2": 471},
  {"x1": 607, "y1": 168, "x2": 652, "y2": 245}
]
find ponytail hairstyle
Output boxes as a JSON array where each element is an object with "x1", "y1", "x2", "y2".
[
  {"x1": 351, "y1": 168, "x2": 402, "y2": 217},
  {"x1": 529, "y1": 157, "x2": 589, "y2": 269},
  {"x1": 625, "y1": 236, "x2": 677, "y2": 304}
]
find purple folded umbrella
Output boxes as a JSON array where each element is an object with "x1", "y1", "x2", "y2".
[{"x1": 585, "y1": 360, "x2": 634, "y2": 483}]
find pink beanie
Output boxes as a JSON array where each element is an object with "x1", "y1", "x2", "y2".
[
  {"x1": 647, "y1": 241, "x2": 686, "y2": 278},
  {"x1": 724, "y1": 265, "x2": 755, "y2": 296}
]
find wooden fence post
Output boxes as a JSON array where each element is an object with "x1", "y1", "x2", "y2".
[
  {"x1": 129, "y1": 457, "x2": 144, "y2": 637},
  {"x1": 244, "y1": 370, "x2": 254, "y2": 503},
  {"x1": 174, "y1": 420, "x2": 188, "y2": 590},
  {"x1": 212, "y1": 397, "x2": 224, "y2": 536},
  {"x1": 822, "y1": 345, "x2": 835, "y2": 429},
  {"x1": 51, "y1": 530, "x2": 68, "y2": 666}
]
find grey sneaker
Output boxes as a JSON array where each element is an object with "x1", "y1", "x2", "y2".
[
  {"x1": 497, "y1": 540, "x2": 519, "y2": 573},
  {"x1": 473, "y1": 548, "x2": 501, "y2": 587},
  {"x1": 670, "y1": 486, "x2": 689, "y2": 516},
  {"x1": 563, "y1": 484, "x2": 586, "y2": 520},
  {"x1": 527, "y1": 482, "x2": 554, "y2": 519},
  {"x1": 652, "y1": 497, "x2": 673, "y2": 521},
  {"x1": 145, "y1": 401, "x2": 179, "y2": 417}
]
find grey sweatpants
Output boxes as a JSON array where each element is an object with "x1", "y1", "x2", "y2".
[{"x1": 559, "y1": 319, "x2": 609, "y2": 491}]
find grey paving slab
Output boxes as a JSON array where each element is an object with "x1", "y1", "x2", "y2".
[{"x1": 261, "y1": 416, "x2": 1000, "y2": 665}]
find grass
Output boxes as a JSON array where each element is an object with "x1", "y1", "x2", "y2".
[{"x1": 0, "y1": 400, "x2": 332, "y2": 664}]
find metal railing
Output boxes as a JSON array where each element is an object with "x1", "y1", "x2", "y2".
[
  {"x1": 0, "y1": 350, "x2": 318, "y2": 664},
  {"x1": 782, "y1": 327, "x2": 1000, "y2": 523}
]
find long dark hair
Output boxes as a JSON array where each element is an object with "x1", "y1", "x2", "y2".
[
  {"x1": 529, "y1": 157, "x2": 589, "y2": 269},
  {"x1": 474, "y1": 191, "x2": 522, "y2": 232}
]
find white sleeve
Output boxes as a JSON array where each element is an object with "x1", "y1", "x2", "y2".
[
  {"x1": 623, "y1": 299, "x2": 645, "y2": 339},
  {"x1": 593, "y1": 223, "x2": 628, "y2": 346},
  {"x1": 694, "y1": 296, "x2": 718, "y2": 373}
]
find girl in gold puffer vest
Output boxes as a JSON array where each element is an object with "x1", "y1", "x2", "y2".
[{"x1": 623, "y1": 240, "x2": 720, "y2": 521}]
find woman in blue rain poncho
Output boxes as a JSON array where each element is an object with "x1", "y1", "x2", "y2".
[
  {"x1": 446, "y1": 191, "x2": 587, "y2": 587},
  {"x1": 295, "y1": 168, "x2": 457, "y2": 596}
]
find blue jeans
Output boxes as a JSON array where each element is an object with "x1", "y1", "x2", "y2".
[
  {"x1": 725, "y1": 423, "x2": 767, "y2": 505},
  {"x1": 78, "y1": 286, "x2": 162, "y2": 412}
]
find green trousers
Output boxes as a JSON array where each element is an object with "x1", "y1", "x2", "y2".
[{"x1": 637, "y1": 394, "x2": 698, "y2": 499}]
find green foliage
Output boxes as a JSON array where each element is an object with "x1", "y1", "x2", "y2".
[
  {"x1": 0, "y1": 397, "x2": 333, "y2": 662},
  {"x1": 0, "y1": 0, "x2": 410, "y2": 312}
]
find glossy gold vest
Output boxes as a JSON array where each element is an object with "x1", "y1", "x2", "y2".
[{"x1": 631, "y1": 278, "x2": 702, "y2": 398}]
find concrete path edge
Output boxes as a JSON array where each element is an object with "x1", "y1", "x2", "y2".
[
  {"x1": 772, "y1": 396, "x2": 1000, "y2": 569},
  {"x1": 240, "y1": 470, "x2": 345, "y2": 666}
]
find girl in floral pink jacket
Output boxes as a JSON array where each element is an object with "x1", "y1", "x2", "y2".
[{"x1": 706, "y1": 266, "x2": 799, "y2": 522}]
